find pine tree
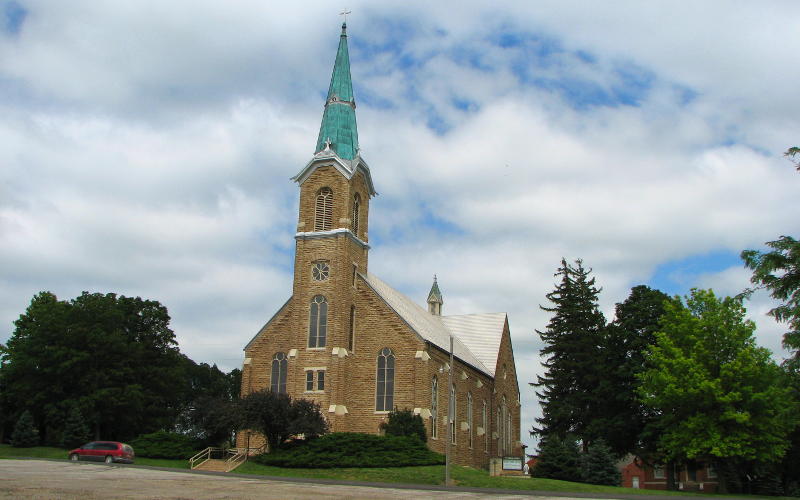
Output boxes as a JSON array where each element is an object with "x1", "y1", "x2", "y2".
[
  {"x1": 61, "y1": 403, "x2": 90, "y2": 449},
  {"x1": 10, "y1": 410, "x2": 39, "y2": 447},
  {"x1": 532, "y1": 434, "x2": 581, "y2": 481},
  {"x1": 580, "y1": 439, "x2": 621, "y2": 486},
  {"x1": 532, "y1": 258, "x2": 606, "y2": 449}
]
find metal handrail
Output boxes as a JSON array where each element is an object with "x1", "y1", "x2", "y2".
[
  {"x1": 224, "y1": 449, "x2": 247, "y2": 472},
  {"x1": 189, "y1": 447, "x2": 215, "y2": 470}
]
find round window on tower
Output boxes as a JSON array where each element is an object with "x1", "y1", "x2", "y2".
[{"x1": 312, "y1": 261, "x2": 330, "y2": 281}]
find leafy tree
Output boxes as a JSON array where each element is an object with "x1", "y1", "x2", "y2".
[
  {"x1": 592, "y1": 286, "x2": 671, "y2": 457},
  {"x1": 533, "y1": 258, "x2": 606, "y2": 449},
  {"x1": 638, "y1": 289, "x2": 798, "y2": 492},
  {"x1": 381, "y1": 408, "x2": 427, "y2": 443},
  {"x1": 532, "y1": 434, "x2": 581, "y2": 481},
  {"x1": 741, "y1": 235, "x2": 800, "y2": 366},
  {"x1": 176, "y1": 360, "x2": 241, "y2": 446},
  {"x1": 183, "y1": 395, "x2": 239, "y2": 447},
  {"x1": 288, "y1": 398, "x2": 327, "y2": 441},
  {"x1": 61, "y1": 403, "x2": 91, "y2": 449},
  {"x1": 0, "y1": 291, "x2": 184, "y2": 442},
  {"x1": 580, "y1": 439, "x2": 620, "y2": 486},
  {"x1": 239, "y1": 389, "x2": 327, "y2": 451},
  {"x1": 10, "y1": 410, "x2": 39, "y2": 447}
]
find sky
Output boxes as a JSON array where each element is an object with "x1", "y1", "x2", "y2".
[{"x1": 2, "y1": 1, "x2": 799, "y2": 453}]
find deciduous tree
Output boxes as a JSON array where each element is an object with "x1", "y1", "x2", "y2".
[
  {"x1": 239, "y1": 389, "x2": 327, "y2": 451},
  {"x1": 638, "y1": 289, "x2": 798, "y2": 492},
  {"x1": 0, "y1": 291, "x2": 184, "y2": 442}
]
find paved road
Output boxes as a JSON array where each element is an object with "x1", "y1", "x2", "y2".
[{"x1": 0, "y1": 460, "x2": 585, "y2": 499}]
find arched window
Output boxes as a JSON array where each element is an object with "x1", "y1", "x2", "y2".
[
  {"x1": 467, "y1": 392, "x2": 473, "y2": 449},
  {"x1": 431, "y1": 376, "x2": 438, "y2": 439},
  {"x1": 271, "y1": 352, "x2": 287, "y2": 394},
  {"x1": 352, "y1": 193, "x2": 361, "y2": 235},
  {"x1": 314, "y1": 187, "x2": 333, "y2": 231},
  {"x1": 375, "y1": 347, "x2": 395, "y2": 411},
  {"x1": 449, "y1": 384, "x2": 456, "y2": 444},
  {"x1": 308, "y1": 295, "x2": 327, "y2": 348}
]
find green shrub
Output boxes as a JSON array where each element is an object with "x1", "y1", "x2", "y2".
[
  {"x1": 10, "y1": 410, "x2": 39, "y2": 448},
  {"x1": 253, "y1": 432, "x2": 444, "y2": 468},
  {"x1": 131, "y1": 430, "x2": 197, "y2": 459},
  {"x1": 381, "y1": 408, "x2": 427, "y2": 443}
]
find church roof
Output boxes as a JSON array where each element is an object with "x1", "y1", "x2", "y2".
[
  {"x1": 361, "y1": 272, "x2": 506, "y2": 377},
  {"x1": 315, "y1": 23, "x2": 359, "y2": 160},
  {"x1": 440, "y1": 313, "x2": 507, "y2": 377}
]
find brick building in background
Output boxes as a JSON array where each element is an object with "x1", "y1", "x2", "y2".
[
  {"x1": 620, "y1": 457, "x2": 719, "y2": 493},
  {"x1": 235, "y1": 23, "x2": 522, "y2": 468}
]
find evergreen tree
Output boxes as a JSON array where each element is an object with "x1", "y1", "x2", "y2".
[
  {"x1": 532, "y1": 434, "x2": 581, "y2": 482},
  {"x1": 61, "y1": 403, "x2": 90, "y2": 449},
  {"x1": 580, "y1": 439, "x2": 620, "y2": 486},
  {"x1": 590, "y1": 286, "x2": 671, "y2": 457},
  {"x1": 10, "y1": 410, "x2": 39, "y2": 447},
  {"x1": 533, "y1": 258, "x2": 606, "y2": 449}
]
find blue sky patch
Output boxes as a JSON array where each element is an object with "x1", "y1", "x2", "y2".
[
  {"x1": 646, "y1": 249, "x2": 742, "y2": 296},
  {"x1": 3, "y1": 0, "x2": 26, "y2": 35}
]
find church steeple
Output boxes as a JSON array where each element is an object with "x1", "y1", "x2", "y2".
[
  {"x1": 427, "y1": 275, "x2": 443, "y2": 316},
  {"x1": 315, "y1": 22, "x2": 359, "y2": 160}
]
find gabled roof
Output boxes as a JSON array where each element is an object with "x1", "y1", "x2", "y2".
[{"x1": 361, "y1": 272, "x2": 506, "y2": 377}]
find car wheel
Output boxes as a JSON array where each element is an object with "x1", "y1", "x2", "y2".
[
  {"x1": 70, "y1": 454, "x2": 79, "y2": 461},
  {"x1": 104, "y1": 455, "x2": 113, "y2": 464}
]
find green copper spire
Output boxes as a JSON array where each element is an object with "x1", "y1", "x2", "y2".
[{"x1": 315, "y1": 22, "x2": 359, "y2": 160}]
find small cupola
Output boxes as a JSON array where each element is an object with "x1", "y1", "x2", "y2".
[{"x1": 427, "y1": 275, "x2": 443, "y2": 316}]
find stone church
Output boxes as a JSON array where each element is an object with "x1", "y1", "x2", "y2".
[{"x1": 237, "y1": 23, "x2": 522, "y2": 468}]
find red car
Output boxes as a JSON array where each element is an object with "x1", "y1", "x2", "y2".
[{"x1": 68, "y1": 441, "x2": 135, "y2": 464}]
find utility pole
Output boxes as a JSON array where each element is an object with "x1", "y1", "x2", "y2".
[{"x1": 445, "y1": 334, "x2": 454, "y2": 486}]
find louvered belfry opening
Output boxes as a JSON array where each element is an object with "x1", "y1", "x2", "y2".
[{"x1": 314, "y1": 187, "x2": 333, "y2": 231}]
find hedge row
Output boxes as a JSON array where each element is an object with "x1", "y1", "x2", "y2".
[{"x1": 253, "y1": 432, "x2": 445, "y2": 468}]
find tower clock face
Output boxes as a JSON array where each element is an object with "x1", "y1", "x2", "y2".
[{"x1": 312, "y1": 261, "x2": 330, "y2": 281}]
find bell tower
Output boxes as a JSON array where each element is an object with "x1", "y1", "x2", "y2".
[{"x1": 289, "y1": 22, "x2": 376, "y2": 363}]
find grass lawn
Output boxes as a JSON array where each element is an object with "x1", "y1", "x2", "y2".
[
  {"x1": 2, "y1": 444, "x2": 794, "y2": 498},
  {"x1": 0, "y1": 444, "x2": 189, "y2": 468},
  {"x1": 234, "y1": 460, "x2": 707, "y2": 497}
]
